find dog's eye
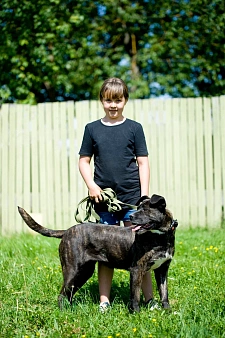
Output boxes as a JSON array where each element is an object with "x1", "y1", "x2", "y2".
[
  {"x1": 137, "y1": 203, "x2": 147, "y2": 211},
  {"x1": 137, "y1": 202, "x2": 144, "y2": 210}
]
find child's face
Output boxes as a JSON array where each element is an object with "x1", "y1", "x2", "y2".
[{"x1": 102, "y1": 96, "x2": 127, "y2": 121}]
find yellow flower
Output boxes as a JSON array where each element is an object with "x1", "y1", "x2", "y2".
[
  {"x1": 81, "y1": 335, "x2": 86, "y2": 338},
  {"x1": 116, "y1": 334, "x2": 120, "y2": 337},
  {"x1": 152, "y1": 318, "x2": 157, "y2": 322},
  {"x1": 149, "y1": 335, "x2": 153, "y2": 338},
  {"x1": 133, "y1": 328, "x2": 137, "y2": 332}
]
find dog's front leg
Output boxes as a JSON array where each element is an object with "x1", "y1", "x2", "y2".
[
  {"x1": 154, "y1": 261, "x2": 171, "y2": 309},
  {"x1": 129, "y1": 268, "x2": 143, "y2": 312}
]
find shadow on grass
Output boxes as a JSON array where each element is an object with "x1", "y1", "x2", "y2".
[{"x1": 68, "y1": 279, "x2": 131, "y2": 308}]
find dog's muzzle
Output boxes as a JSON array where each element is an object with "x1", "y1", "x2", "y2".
[{"x1": 170, "y1": 219, "x2": 178, "y2": 231}]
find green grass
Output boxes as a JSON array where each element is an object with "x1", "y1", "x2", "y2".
[{"x1": 0, "y1": 227, "x2": 225, "y2": 338}]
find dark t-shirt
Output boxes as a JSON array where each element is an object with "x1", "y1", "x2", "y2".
[{"x1": 79, "y1": 118, "x2": 148, "y2": 207}]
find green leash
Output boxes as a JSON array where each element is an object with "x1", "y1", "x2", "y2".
[{"x1": 74, "y1": 188, "x2": 137, "y2": 223}]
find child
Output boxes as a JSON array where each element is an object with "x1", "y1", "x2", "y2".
[{"x1": 79, "y1": 77, "x2": 155, "y2": 311}]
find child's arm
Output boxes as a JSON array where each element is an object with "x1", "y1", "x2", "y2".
[
  {"x1": 79, "y1": 156, "x2": 103, "y2": 203},
  {"x1": 137, "y1": 156, "x2": 150, "y2": 196}
]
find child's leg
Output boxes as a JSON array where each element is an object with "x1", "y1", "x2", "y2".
[
  {"x1": 97, "y1": 212, "x2": 119, "y2": 305},
  {"x1": 98, "y1": 263, "x2": 114, "y2": 303},
  {"x1": 141, "y1": 271, "x2": 153, "y2": 302},
  {"x1": 124, "y1": 218, "x2": 154, "y2": 302}
]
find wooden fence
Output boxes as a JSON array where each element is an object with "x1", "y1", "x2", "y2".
[{"x1": 0, "y1": 96, "x2": 225, "y2": 235}]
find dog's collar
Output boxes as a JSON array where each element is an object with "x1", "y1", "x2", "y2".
[{"x1": 149, "y1": 229, "x2": 164, "y2": 235}]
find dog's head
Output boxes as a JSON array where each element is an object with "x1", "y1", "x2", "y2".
[{"x1": 130, "y1": 194, "x2": 178, "y2": 234}]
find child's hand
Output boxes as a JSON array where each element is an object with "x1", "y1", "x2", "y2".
[{"x1": 88, "y1": 183, "x2": 103, "y2": 203}]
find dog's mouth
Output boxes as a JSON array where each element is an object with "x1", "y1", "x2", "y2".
[
  {"x1": 131, "y1": 219, "x2": 178, "y2": 234},
  {"x1": 131, "y1": 222, "x2": 158, "y2": 233}
]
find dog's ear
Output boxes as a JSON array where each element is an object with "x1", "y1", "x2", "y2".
[
  {"x1": 136, "y1": 195, "x2": 149, "y2": 206},
  {"x1": 149, "y1": 194, "x2": 166, "y2": 214}
]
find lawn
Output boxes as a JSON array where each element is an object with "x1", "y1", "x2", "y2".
[{"x1": 0, "y1": 227, "x2": 224, "y2": 338}]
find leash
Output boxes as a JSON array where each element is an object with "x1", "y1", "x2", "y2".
[{"x1": 74, "y1": 188, "x2": 137, "y2": 223}]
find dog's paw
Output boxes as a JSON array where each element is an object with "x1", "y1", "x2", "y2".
[{"x1": 162, "y1": 302, "x2": 171, "y2": 311}]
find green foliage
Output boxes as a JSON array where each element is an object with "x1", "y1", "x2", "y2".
[
  {"x1": 0, "y1": 228, "x2": 225, "y2": 337},
  {"x1": 0, "y1": 0, "x2": 224, "y2": 103}
]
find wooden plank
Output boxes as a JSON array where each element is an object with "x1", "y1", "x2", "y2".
[
  {"x1": 97, "y1": 100, "x2": 104, "y2": 119},
  {"x1": 141, "y1": 99, "x2": 151, "y2": 141},
  {"x1": 179, "y1": 98, "x2": 189, "y2": 226},
  {"x1": 148, "y1": 99, "x2": 159, "y2": 195},
  {"x1": 203, "y1": 98, "x2": 214, "y2": 227},
  {"x1": 45, "y1": 102, "x2": 54, "y2": 226},
  {"x1": 76, "y1": 101, "x2": 90, "y2": 202},
  {"x1": 52, "y1": 102, "x2": 63, "y2": 228},
  {"x1": 124, "y1": 99, "x2": 135, "y2": 120},
  {"x1": 15, "y1": 104, "x2": 24, "y2": 233},
  {"x1": 142, "y1": 99, "x2": 151, "y2": 195},
  {"x1": 1, "y1": 104, "x2": 9, "y2": 234},
  {"x1": 23, "y1": 105, "x2": 31, "y2": 215},
  {"x1": 212, "y1": 96, "x2": 222, "y2": 226},
  {"x1": 187, "y1": 98, "x2": 198, "y2": 226},
  {"x1": 133, "y1": 99, "x2": 143, "y2": 124},
  {"x1": 67, "y1": 101, "x2": 77, "y2": 224},
  {"x1": 38, "y1": 103, "x2": 47, "y2": 224},
  {"x1": 19, "y1": 104, "x2": 31, "y2": 233},
  {"x1": 171, "y1": 98, "x2": 182, "y2": 223},
  {"x1": 8, "y1": 104, "x2": 16, "y2": 233},
  {"x1": 135, "y1": 98, "x2": 153, "y2": 199},
  {"x1": 90, "y1": 100, "x2": 100, "y2": 121},
  {"x1": 220, "y1": 96, "x2": 225, "y2": 221},
  {"x1": 164, "y1": 99, "x2": 174, "y2": 212},
  {"x1": 157, "y1": 99, "x2": 167, "y2": 198},
  {"x1": 60, "y1": 102, "x2": 69, "y2": 226},
  {"x1": 30, "y1": 105, "x2": 40, "y2": 213},
  {"x1": 195, "y1": 98, "x2": 206, "y2": 227}
]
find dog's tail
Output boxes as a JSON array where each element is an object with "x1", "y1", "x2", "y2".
[{"x1": 18, "y1": 207, "x2": 66, "y2": 238}]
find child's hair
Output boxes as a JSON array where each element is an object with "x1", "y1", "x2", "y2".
[{"x1": 99, "y1": 78, "x2": 129, "y2": 102}]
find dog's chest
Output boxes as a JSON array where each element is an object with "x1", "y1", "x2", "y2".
[{"x1": 150, "y1": 252, "x2": 173, "y2": 270}]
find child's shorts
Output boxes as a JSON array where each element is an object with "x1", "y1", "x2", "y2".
[{"x1": 97, "y1": 209, "x2": 136, "y2": 225}]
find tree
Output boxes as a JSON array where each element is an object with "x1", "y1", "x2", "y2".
[{"x1": 0, "y1": 0, "x2": 224, "y2": 103}]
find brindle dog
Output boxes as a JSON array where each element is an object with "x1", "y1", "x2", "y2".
[{"x1": 18, "y1": 194, "x2": 178, "y2": 312}]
